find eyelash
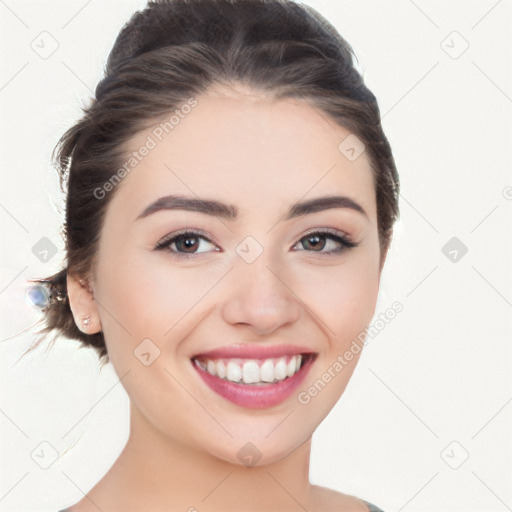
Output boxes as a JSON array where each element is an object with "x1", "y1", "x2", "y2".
[{"x1": 154, "y1": 228, "x2": 359, "y2": 261}]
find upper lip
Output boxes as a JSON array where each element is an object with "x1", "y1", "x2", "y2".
[{"x1": 192, "y1": 344, "x2": 317, "y2": 360}]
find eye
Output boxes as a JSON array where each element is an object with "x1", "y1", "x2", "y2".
[
  {"x1": 292, "y1": 229, "x2": 358, "y2": 255},
  {"x1": 155, "y1": 229, "x2": 219, "y2": 260},
  {"x1": 155, "y1": 228, "x2": 358, "y2": 261}
]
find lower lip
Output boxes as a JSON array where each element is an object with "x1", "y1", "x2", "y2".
[{"x1": 192, "y1": 355, "x2": 315, "y2": 409}]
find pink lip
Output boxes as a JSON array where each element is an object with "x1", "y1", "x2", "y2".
[
  {"x1": 192, "y1": 343, "x2": 315, "y2": 360},
  {"x1": 191, "y1": 353, "x2": 316, "y2": 409}
]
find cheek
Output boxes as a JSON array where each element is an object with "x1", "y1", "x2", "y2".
[
  {"x1": 95, "y1": 246, "x2": 219, "y2": 353},
  {"x1": 294, "y1": 253, "x2": 380, "y2": 344},
  {"x1": 92, "y1": 243, "x2": 161, "y2": 362},
  {"x1": 293, "y1": 255, "x2": 380, "y2": 415}
]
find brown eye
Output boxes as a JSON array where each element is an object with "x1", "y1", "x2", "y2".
[
  {"x1": 155, "y1": 230, "x2": 219, "y2": 260},
  {"x1": 174, "y1": 234, "x2": 201, "y2": 253},
  {"x1": 293, "y1": 230, "x2": 358, "y2": 255},
  {"x1": 301, "y1": 233, "x2": 327, "y2": 251}
]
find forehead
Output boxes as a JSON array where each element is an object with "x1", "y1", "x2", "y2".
[{"x1": 111, "y1": 84, "x2": 376, "y2": 222}]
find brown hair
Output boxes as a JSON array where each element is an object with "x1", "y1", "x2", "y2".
[{"x1": 28, "y1": 0, "x2": 399, "y2": 363}]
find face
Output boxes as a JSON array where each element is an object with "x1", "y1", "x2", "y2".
[{"x1": 78, "y1": 83, "x2": 382, "y2": 466}]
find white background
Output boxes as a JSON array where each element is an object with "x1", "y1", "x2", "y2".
[{"x1": 1, "y1": 1, "x2": 511, "y2": 511}]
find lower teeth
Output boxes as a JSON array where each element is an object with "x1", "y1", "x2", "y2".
[{"x1": 240, "y1": 380, "x2": 284, "y2": 386}]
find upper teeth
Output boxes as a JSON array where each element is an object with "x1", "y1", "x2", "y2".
[{"x1": 194, "y1": 355, "x2": 303, "y2": 385}]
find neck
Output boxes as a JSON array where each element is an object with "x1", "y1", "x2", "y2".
[{"x1": 85, "y1": 401, "x2": 315, "y2": 512}]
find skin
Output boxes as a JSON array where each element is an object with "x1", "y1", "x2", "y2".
[{"x1": 66, "y1": 82, "x2": 386, "y2": 512}]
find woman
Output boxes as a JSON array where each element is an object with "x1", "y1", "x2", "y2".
[{"x1": 28, "y1": 0, "x2": 399, "y2": 510}]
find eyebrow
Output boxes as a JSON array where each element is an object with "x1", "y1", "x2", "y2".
[{"x1": 135, "y1": 194, "x2": 368, "y2": 221}]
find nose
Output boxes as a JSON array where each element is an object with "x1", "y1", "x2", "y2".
[{"x1": 220, "y1": 257, "x2": 302, "y2": 336}]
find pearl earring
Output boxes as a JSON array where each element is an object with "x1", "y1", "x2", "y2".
[{"x1": 82, "y1": 316, "x2": 91, "y2": 327}]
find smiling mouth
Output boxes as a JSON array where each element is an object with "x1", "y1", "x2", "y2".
[{"x1": 191, "y1": 353, "x2": 316, "y2": 386}]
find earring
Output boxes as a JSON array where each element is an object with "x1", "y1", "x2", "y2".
[{"x1": 82, "y1": 316, "x2": 91, "y2": 328}]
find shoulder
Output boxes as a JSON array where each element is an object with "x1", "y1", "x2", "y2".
[{"x1": 361, "y1": 500, "x2": 386, "y2": 512}]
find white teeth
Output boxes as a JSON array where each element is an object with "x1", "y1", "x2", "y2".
[
  {"x1": 216, "y1": 360, "x2": 226, "y2": 379},
  {"x1": 195, "y1": 354, "x2": 306, "y2": 385},
  {"x1": 274, "y1": 357, "x2": 287, "y2": 381},
  {"x1": 286, "y1": 356, "x2": 297, "y2": 377},
  {"x1": 242, "y1": 361, "x2": 260, "y2": 384},
  {"x1": 226, "y1": 361, "x2": 242, "y2": 382},
  {"x1": 260, "y1": 360, "x2": 275, "y2": 382}
]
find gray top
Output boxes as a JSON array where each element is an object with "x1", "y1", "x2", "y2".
[
  {"x1": 59, "y1": 500, "x2": 384, "y2": 511},
  {"x1": 362, "y1": 500, "x2": 386, "y2": 512}
]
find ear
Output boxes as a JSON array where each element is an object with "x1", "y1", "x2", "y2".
[{"x1": 66, "y1": 272, "x2": 102, "y2": 334}]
